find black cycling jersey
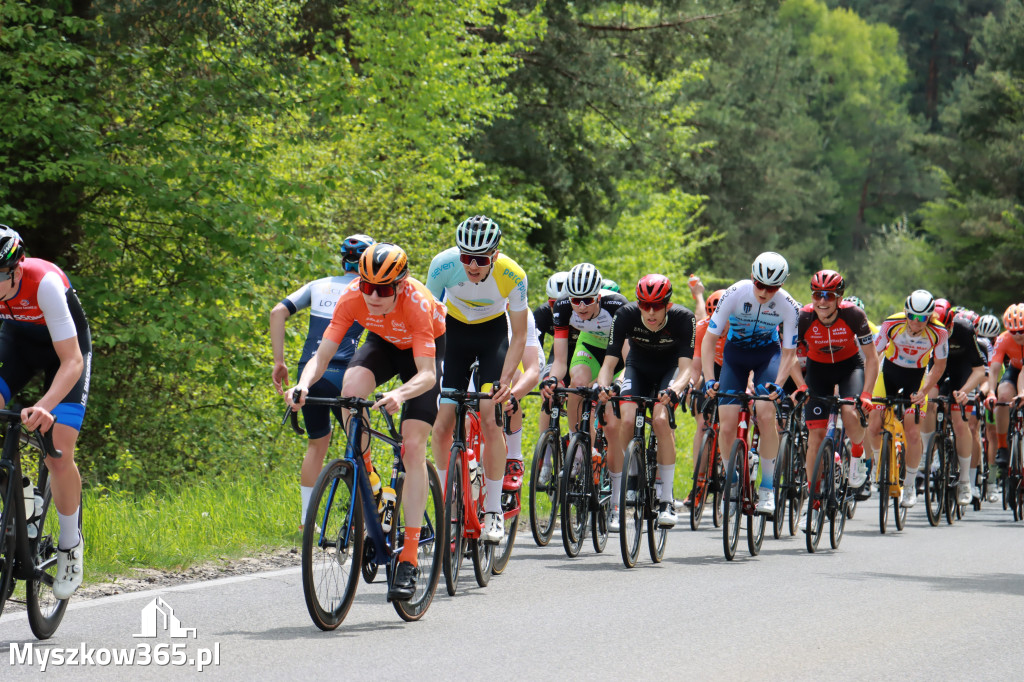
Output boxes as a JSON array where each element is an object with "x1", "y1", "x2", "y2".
[
  {"x1": 945, "y1": 317, "x2": 984, "y2": 367},
  {"x1": 607, "y1": 303, "x2": 696, "y2": 362}
]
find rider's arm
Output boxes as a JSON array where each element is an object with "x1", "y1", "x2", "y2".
[
  {"x1": 292, "y1": 339, "x2": 338, "y2": 400},
  {"x1": 501, "y1": 308, "x2": 528, "y2": 390},
  {"x1": 269, "y1": 303, "x2": 292, "y2": 393},
  {"x1": 390, "y1": 355, "x2": 437, "y2": 403},
  {"x1": 511, "y1": 348, "x2": 542, "y2": 401},
  {"x1": 774, "y1": 347, "x2": 797, "y2": 388},
  {"x1": 668, "y1": 357, "x2": 693, "y2": 397},
  {"x1": 701, "y1": 330, "x2": 720, "y2": 387},
  {"x1": 596, "y1": 354, "x2": 619, "y2": 390},
  {"x1": 861, "y1": 339, "x2": 879, "y2": 394},
  {"x1": 918, "y1": 357, "x2": 946, "y2": 396}
]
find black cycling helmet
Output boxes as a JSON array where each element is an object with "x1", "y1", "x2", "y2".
[{"x1": 0, "y1": 226, "x2": 25, "y2": 269}]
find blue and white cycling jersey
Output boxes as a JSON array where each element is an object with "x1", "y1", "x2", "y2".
[
  {"x1": 707, "y1": 279, "x2": 800, "y2": 350},
  {"x1": 282, "y1": 273, "x2": 364, "y2": 366}
]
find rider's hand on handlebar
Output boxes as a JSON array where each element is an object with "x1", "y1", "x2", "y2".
[
  {"x1": 704, "y1": 380, "x2": 719, "y2": 399},
  {"x1": 22, "y1": 405, "x2": 55, "y2": 434},
  {"x1": 539, "y1": 376, "x2": 560, "y2": 401},
  {"x1": 761, "y1": 382, "x2": 785, "y2": 402},
  {"x1": 910, "y1": 390, "x2": 926, "y2": 406},
  {"x1": 373, "y1": 390, "x2": 404, "y2": 415},
  {"x1": 286, "y1": 386, "x2": 308, "y2": 411},
  {"x1": 790, "y1": 383, "x2": 808, "y2": 405},
  {"x1": 490, "y1": 381, "x2": 512, "y2": 405},
  {"x1": 503, "y1": 395, "x2": 520, "y2": 415},
  {"x1": 658, "y1": 388, "x2": 679, "y2": 407},
  {"x1": 859, "y1": 391, "x2": 874, "y2": 414},
  {"x1": 953, "y1": 389, "x2": 968, "y2": 405}
]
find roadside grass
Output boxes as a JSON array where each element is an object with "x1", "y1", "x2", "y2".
[{"x1": 82, "y1": 395, "x2": 700, "y2": 584}]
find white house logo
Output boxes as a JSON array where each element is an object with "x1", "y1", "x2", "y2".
[{"x1": 134, "y1": 597, "x2": 197, "y2": 639}]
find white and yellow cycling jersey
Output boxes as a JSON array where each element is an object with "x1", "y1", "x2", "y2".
[{"x1": 426, "y1": 247, "x2": 528, "y2": 324}]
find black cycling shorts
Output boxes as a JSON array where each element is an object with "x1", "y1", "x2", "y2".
[
  {"x1": 348, "y1": 332, "x2": 445, "y2": 425},
  {"x1": 938, "y1": 360, "x2": 980, "y2": 398},
  {"x1": 440, "y1": 315, "x2": 508, "y2": 394},
  {"x1": 621, "y1": 354, "x2": 677, "y2": 399},
  {"x1": 881, "y1": 359, "x2": 925, "y2": 399},
  {"x1": 804, "y1": 356, "x2": 865, "y2": 429},
  {"x1": 999, "y1": 365, "x2": 1020, "y2": 388}
]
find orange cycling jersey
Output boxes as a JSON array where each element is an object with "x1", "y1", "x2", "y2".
[
  {"x1": 990, "y1": 331, "x2": 1024, "y2": 370},
  {"x1": 325, "y1": 277, "x2": 446, "y2": 357},
  {"x1": 694, "y1": 318, "x2": 727, "y2": 366}
]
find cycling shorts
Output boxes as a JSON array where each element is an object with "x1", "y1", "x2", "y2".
[
  {"x1": 349, "y1": 331, "x2": 445, "y2": 424},
  {"x1": 297, "y1": 362, "x2": 346, "y2": 440},
  {"x1": 620, "y1": 354, "x2": 677, "y2": 399},
  {"x1": 0, "y1": 289, "x2": 92, "y2": 431},
  {"x1": 873, "y1": 359, "x2": 926, "y2": 407},
  {"x1": 718, "y1": 343, "x2": 779, "y2": 406},
  {"x1": 440, "y1": 315, "x2": 508, "y2": 404},
  {"x1": 569, "y1": 331, "x2": 608, "y2": 379},
  {"x1": 938, "y1": 361, "x2": 977, "y2": 399},
  {"x1": 804, "y1": 356, "x2": 865, "y2": 429},
  {"x1": 999, "y1": 365, "x2": 1020, "y2": 388}
]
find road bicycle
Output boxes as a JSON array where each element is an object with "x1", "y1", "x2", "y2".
[
  {"x1": 529, "y1": 389, "x2": 568, "y2": 547},
  {"x1": 805, "y1": 396, "x2": 866, "y2": 553},
  {"x1": 715, "y1": 390, "x2": 782, "y2": 561},
  {"x1": 923, "y1": 392, "x2": 968, "y2": 526},
  {"x1": 774, "y1": 394, "x2": 808, "y2": 538},
  {"x1": 610, "y1": 393, "x2": 679, "y2": 569},
  {"x1": 872, "y1": 393, "x2": 917, "y2": 534},
  {"x1": 559, "y1": 386, "x2": 611, "y2": 558},
  {"x1": 1003, "y1": 400, "x2": 1024, "y2": 521},
  {"x1": 690, "y1": 394, "x2": 723, "y2": 531},
  {"x1": 294, "y1": 395, "x2": 443, "y2": 629},
  {"x1": 439, "y1": 386, "x2": 506, "y2": 594},
  {"x1": 0, "y1": 407, "x2": 72, "y2": 639}
]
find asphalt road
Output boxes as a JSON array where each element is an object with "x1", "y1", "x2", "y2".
[{"x1": 2, "y1": 500, "x2": 1022, "y2": 680}]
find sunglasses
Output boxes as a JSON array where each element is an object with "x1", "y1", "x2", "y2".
[
  {"x1": 906, "y1": 312, "x2": 930, "y2": 322},
  {"x1": 570, "y1": 296, "x2": 596, "y2": 306},
  {"x1": 459, "y1": 252, "x2": 494, "y2": 267},
  {"x1": 638, "y1": 301, "x2": 668, "y2": 312},
  {"x1": 359, "y1": 280, "x2": 397, "y2": 297},
  {"x1": 1012, "y1": 330, "x2": 1024, "y2": 336},
  {"x1": 753, "y1": 281, "x2": 780, "y2": 294},
  {"x1": 811, "y1": 290, "x2": 840, "y2": 301}
]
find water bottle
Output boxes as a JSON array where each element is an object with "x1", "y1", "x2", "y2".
[
  {"x1": 833, "y1": 451, "x2": 844, "y2": 490},
  {"x1": 26, "y1": 487, "x2": 43, "y2": 540},
  {"x1": 368, "y1": 468, "x2": 383, "y2": 507},
  {"x1": 748, "y1": 447, "x2": 759, "y2": 478},
  {"x1": 591, "y1": 451, "x2": 602, "y2": 486},
  {"x1": 468, "y1": 451, "x2": 482, "y2": 501},
  {"x1": 379, "y1": 485, "x2": 397, "y2": 533},
  {"x1": 22, "y1": 477, "x2": 35, "y2": 521}
]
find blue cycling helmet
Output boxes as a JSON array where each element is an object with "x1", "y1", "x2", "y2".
[{"x1": 341, "y1": 234, "x2": 375, "y2": 272}]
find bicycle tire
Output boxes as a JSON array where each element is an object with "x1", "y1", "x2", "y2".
[
  {"x1": 894, "y1": 441, "x2": 908, "y2": 531},
  {"x1": 491, "y1": 490, "x2": 519, "y2": 575},
  {"x1": 829, "y1": 441, "x2": 849, "y2": 550},
  {"x1": 648, "y1": 442, "x2": 668, "y2": 562},
  {"x1": 26, "y1": 480, "x2": 72, "y2": 639},
  {"x1": 690, "y1": 431, "x2": 714, "y2": 531},
  {"x1": 470, "y1": 537, "x2": 493, "y2": 587},
  {"x1": 442, "y1": 455, "x2": 466, "y2": 596},
  {"x1": 560, "y1": 436, "x2": 589, "y2": 558},
  {"x1": 301, "y1": 459, "x2": 362, "y2": 630},
  {"x1": 789, "y1": 464, "x2": 806, "y2": 537},
  {"x1": 722, "y1": 440, "x2": 744, "y2": 561},
  {"x1": 1011, "y1": 435, "x2": 1022, "y2": 522},
  {"x1": 392, "y1": 462, "x2": 443, "y2": 621},
  {"x1": 0, "y1": 471, "x2": 15, "y2": 619},
  {"x1": 747, "y1": 455, "x2": 765, "y2": 556},
  {"x1": 923, "y1": 433, "x2": 944, "y2": 526},
  {"x1": 772, "y1": 432, "x2": 791, "y2": 539},
  {"x1": 619, "y1": 439, "x2": 644, "y2": 568},
  {"x1": 806, "y1": 438, "x2": 828, "y2": 553},
  {"x1": 712, "y1": 450, "x2": 724, "y2": 529},
  {"x1": 528, "y1": 430, "x2": 560, "y2": 547},
  {"x1": 945, "y1": 436, "x2": 959, "y2": 526},
  {"x1": 591, "y1": 458, "x2": 610, "y2": 554},
  {"x1": 878, "y1": 433, "x2": 891, "y2": 534}
]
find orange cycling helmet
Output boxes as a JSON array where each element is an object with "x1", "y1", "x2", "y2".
[
  {"x1": 359, "y1": 242, "x2": 409, "y2": 285},
  {"x1": 706, "y1": 289, "x2": 725, "y2": 317},
  {"x1": 1003, "y1": 303, "x2": 1024, "y2": 333}
]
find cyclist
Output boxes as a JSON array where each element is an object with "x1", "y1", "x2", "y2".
[
  {"x1": 541, "y1": 263, "x2": 629, "y2": 479},
  {"x1": 270, "y1": 234, "x2": 373, "y2": 528},
  {"x1": 286, "y1": 243, "x2": 446, "y2": 601},
  {"x1": 0, "y1": 226, "x2": 90, "y2": 599},
  {"x1": 427, "y1": 216, "x2": 529, "y2": 544},
  {"x1": 794, "y1": 271, "x2": 877, "y2": 495},
  {"x1": 533, "y1": 272, "x2": 573, "y2": 485},
  {"x1": 985, "y1": 304, "x2": 1024, "y2": 473},
  {"x1": 702, "y1": 252, "x2": 801, "y2": 516},
  {"x1": 976, "y1": 313, "x2": 1002, "y2": 500},
  {"x1": 501, "y1": 310, "x2": 545, "y2": 490},
  {"x1": 868, "y1": 290, "x2": 949, "y2": 508},
  {"x1": 601, "y1": 278, "x2": 621, "y2": 294},
  {"x1": 920, "y1": 300, "x2": 986, "y2": 505},
  {"x1": 597, "y1": 274, "x2": 696, "y2": 529},
  {"x1": 688, "y1": 274, "x2": 707, "y2": 322}
]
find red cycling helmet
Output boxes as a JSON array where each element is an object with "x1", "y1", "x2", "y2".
[
  {"x1": 933, "y1": 298, "x2": 953, "y2": 327},
  {"x1": 706, "y1": 289, "x2": 725, "y2": 317},
  {"x1": 810, "y1": 269, "x2": 845, "y2": 294},
  {"x1": 636, "y1": 274, "x2": 672, "y2": 304}
]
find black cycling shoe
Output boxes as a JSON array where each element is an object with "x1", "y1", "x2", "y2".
[
  {"x1": 387, "y1": 561, "x2": 418, "y2": 602},
  {"x1": 854, "y1": 481, "x2": 872, "y2": 501},
  {"x1": 996, "y1": 447, "x2": 1010, "y2": 468}
]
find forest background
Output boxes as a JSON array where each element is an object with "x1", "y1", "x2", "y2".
[{"x1": 2, "y1": 0, "x2": 1022, "y2": 492}]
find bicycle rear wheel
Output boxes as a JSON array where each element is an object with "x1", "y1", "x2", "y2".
[
  {"x1": 0, "y1": 468, "x2": 15, "y2": 619},
  {"x1": 806, "y1": 439, "x2": 828, "y2": 553},
  {"x1": 471, "y1": 536, "x2": 493, "y2": 587},
  {"x1": 788, "y1": 461, "x2": 806, "y2": 537},
  {"x1": 392, "y1": 463, "x2": 443, "y2": 621},
  {"x1": 945, "y1": 439, "x2": 959, "y2": 526},
  {"x1": 772, "y1": 432, "x2": 791, "y2": 539},
  {"x1": 529, "y1": 430, "x2": 560, "y2": 546},
  {"x1": 560, "y1": 436, "x2": 589, "y2": 558},
  {"x1": 923, "y1": 433, "x2": 944, "y2": 526},
  {"x1": 690, "y1": 431, "x2": 714, "y2": 531},
  {"x1": 712, "y1": 451, "x2": 724, "y2": 529},
  {"x1": 26, "y1": 480, "x2": 72, "y2": 639},
  {"x1": 619, "y1": 440, "x2": 644, "y2": 568},
  {"x1": 829, "y1": 442, "x2": 850, "y2": 549},
  {"x1": 442, "y1": 455, "x2": 466, "y2": 596},
  {"x1": 591, "y1": 459, "x2": 610, "y2": 554},
  {"x1": 491, "y1": 490, "x2": 520, "y2": 575},
  {"x1": 722, "y1": 441, "x2": 743, "y2": 561},
  {"x1": 301, "y1": 459, "x2": 363, "y2": 630},
  {"x1": 878, "y1": 434, "x2": 891, "y2": 534}
]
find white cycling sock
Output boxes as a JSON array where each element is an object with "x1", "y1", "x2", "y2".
[
  {"x1": 906, "y1": 466, "x2": 919, "y2": 485},
  {"x1": 760, "y1": 456, "x2": 775, "y2": 486},
  {"x1": 959, "y1": 457, "x2": 971, "y2": 483},
  {"x1": 437, "y1": 467, "x2": 447, "y2": 495},
  {"x1": 300, "y1": 485, "x2": 313, "y2": 523},
  {"x1": 657, "y1": 464, "x2": 675, "y2": 502},
  {"x1": 610, "y1": 472, "x2": 623, "y2": 507},
  {"x1": 969, "y1": 467, "x2": 978, "y2": 484},
  {"x1": 506, "y1": 428, "x2": 523, "y2": 461},
  {"x1": 57, "y1": 508, "x2": 81, "y2": 551},
  {"x1": 485, "y1": 477, "x2": 503, "y2": 514}
]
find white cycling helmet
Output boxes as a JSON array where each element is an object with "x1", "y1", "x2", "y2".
[
  {"x1": 905, "y1": 289, "x2": 935, "y2": 316},
  {"x1": 977, "y1": 314, "x2": 1001, "y2": 338},
  {"x1": 751, "y1": 251, "x2": 789, "y2": 286},
  {"x1": 546, "y1": 271, "x2": 569, "y2": 300},
  {"x1": 456, "y1": 215, "x2": 502, "y2": 254},
  {"x1": 566, "y1": 263, "x2": 603, "y2": 298}
]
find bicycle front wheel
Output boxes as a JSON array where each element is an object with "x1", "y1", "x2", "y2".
[
  {"x1": 944, "y1": 437, "x2": 959, "y2": 526},
  {"x1": 690, "y1": 431, "x2": 714, "y2": 531},
  {"x1": 491, "y1": 490, "x2": 520, "y2": 575},
  {"x1": 806, "y1": 438, "x2": 828, "y2": 553},
  {"x1": 302, "y1": 459, "x2": 363, "y2": 630},
  {"x1": 619, "y1": 440, "x2": 644, "y2": 568},
  {"x1": 560, "y1": 436, "x2": 589, "y2": 558},
  {"x1": 391, "y1": 462, "x2": 443, "y2": 621},
  {"x1": 722, "y1": 441, "x2": 744, "y2": 561},
  {"x1": 923, "y1": 433, "x2": 944, "y2": 526},
  {"x1": 772, "y1": 432, "x2": 791, "y2": 539},
  {"x1": 893, "y1": 442, "x2": 908, "y2": 531},
  {"x1": 829, "y1": 442, "x2": 850, "y2": 550},
  {"x1": 591, "y1": 456, "x2": 610, "y2": 554},
  {"x1": 471, "y1": 535, "x2": 493, "y2": 587},
  {"x1": 878, "y1": 434, "x2": 891, "y2": 534},
  {"x1": 26, "y1": 481, "x2": 72, "y2": 639},
  {"x1": 528, "y1": 430, "x2": 560, "y2": 546},
  {"x1": 442, "y1": 455, "x2": 466, "y2": 596}
]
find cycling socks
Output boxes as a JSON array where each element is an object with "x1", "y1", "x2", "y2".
[
  {"x1": 760, "y1": 456, "x2": 775, "y2": 487},
  {"x1": 57, "y1": 508, "x2": 81, "y2": 551},
  {"x1": 959, "y1": 457, "x2": 971, "y2": 483},
  {"x1": 399, "y1": 527, "x2": 420, "y2": 565},
  {"x1": 438, "y1": 468, "x2": 447, "y2": 495},
  {"x1": 484, "y1": 476, "x2": 503, "y2": 514},
  {"x1": 998, "y1": 433, "x2": 1008, "y2": 449},
  {"x1": 851, "y1": 442, "x2": 864, "y2": 458},
  {"x1": 656, "y1": 464, "x2": 675, "y2": 502},
  {"x1": 506, "y1": 428, "x2": 523, "y2": 461},
  {"x1": 610, "y1": 471, "x2": 622, "y2": 506},
  {"x1": 301, "y1": 485, "x2": 313, "y2": 523}
]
